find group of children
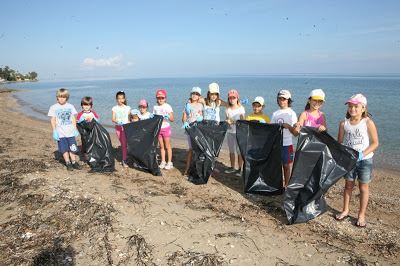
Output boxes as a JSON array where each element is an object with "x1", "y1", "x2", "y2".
[{"x1": 48, "y1": 84, "x2": 378, "y2": 227}]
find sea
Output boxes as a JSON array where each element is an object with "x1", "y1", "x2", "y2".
[{"x1": 5, "y1": 74, "x2": 400, "y2": 173}]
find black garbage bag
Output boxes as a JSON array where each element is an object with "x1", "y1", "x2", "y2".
[
  {"x1": 185, "y1": 120, "x2": 229, "y2": 184},
  {"x1": 77, "y1": 120, "x2": 116, "y2": 172},
  {"x1": 123, "y1": 115, "x2": 163, "y2": 176},
  {"x1": 284, "y1": 127, "x2": 358, "y2": 225},
  {"x1": 236, "y1": 121, "x2": 283, "y2": 195}
]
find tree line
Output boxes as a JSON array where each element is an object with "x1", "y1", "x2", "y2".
[{"x1": 0, "y1": 66, "x2": 38, "y2": 81}]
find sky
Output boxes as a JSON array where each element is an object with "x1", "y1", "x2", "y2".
[{"x1": 1, "y1": 0, "x2": 400, "y2": 80}]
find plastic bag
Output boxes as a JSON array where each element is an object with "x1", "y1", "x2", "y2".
[
  {"x1": 185, "y1": 120, "x2": 229, "y2": 184},
  {"x1": 284, "y1": 127, "x2": 358, "y2": 224},
  {"x1": 236, "y1": 121, "x2": 283, "y2": 195},
  {"x1": 77, "y1": 120, "x2": 116, "y2": 172},
  {"x1": 123, "y1": 115, "x2": 163, "y2": 176}
]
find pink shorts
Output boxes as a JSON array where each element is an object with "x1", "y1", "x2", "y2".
[{"x1": 158, "y1": 126, "x2": 172, "y2": 139}]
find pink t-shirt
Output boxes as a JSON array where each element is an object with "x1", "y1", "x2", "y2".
[{"x1": 303, "y1": 110, "x2": 324, "y2": 128}]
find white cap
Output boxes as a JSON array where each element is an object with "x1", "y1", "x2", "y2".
[
  {"x1": 209, "y1": 82, "x2": 220, "y2": 94},
  {"x1": 191, "y1": 87, "x2": 201, "y2": 95},
  {"x1": 278, "y1": 90, "x2": 291, "y2": 99},
  {"x1": 253, "y1": 96, "x2": 265, "y2": 106},
  {"x1": 309, "y1": 89, "x2": 325, "y2": 102}
]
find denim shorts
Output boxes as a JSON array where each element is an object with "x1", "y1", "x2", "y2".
[{"x1": 344, "y1": 158, "x2": 373, "y2": 184}]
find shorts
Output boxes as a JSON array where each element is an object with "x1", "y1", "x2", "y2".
[
  {"x1": 158, "y1": 126, "x2": 172, "y2": 139},
  {"x1": 187, "y1": 134, "x2": 192, "y2": 149},
  {"x1": 282, "y1": 145, "x2": 294, "y2": 164},
  {"x1": 58, "y1": 137, "x2": 78, "y2": 154},
  {"x1": 227, "y1": 132, "x2": 240, "y2": 154},
  {"x1": 344, "y1": 158, "x2": 373, "y2": 184}
]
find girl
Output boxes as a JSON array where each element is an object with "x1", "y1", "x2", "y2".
[
  {"x1": 225, "y1": 89, "x2": 245, "y2": 176},
  {"x1": 111, "y1": 91, "x2": 131, "y2": 168},
  {"x1": 182, "y1": 87, "x2": 204, "y2": 176},
  {"x1": 335, "y1": 94, "x2": 379, "y2": 228},
  {"x1": 295, "y1": 89, "x2": 327, "y2": 133},
  {"x1": 137, "y1": 99, "x2": 154, "y2": 120},
  {"x1": 153, "y1": 90, "x2": 174, "y2": 170}
]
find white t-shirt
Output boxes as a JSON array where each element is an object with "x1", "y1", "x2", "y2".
[
  {"x1": 138, "y1": 112, "x2": 151, "y2": 120},
  {"x1": 153, "y1": 103, "x2": 173, "y2": 128},
  {"x1": 112, "y1": 105, "x2": 131, "y2": 124},
  {"x1": 48, "y1": 102, "x2": 78, "y2": 138},
  {"x1": 271, "y1": 108, "x2": 297, "y2": 146},
  {"x1": 226, "y1": 106, "x2": 245, "y2": 133},
  {"x1": 203, "y1": 101, "x2": 221, "y2": 122}
]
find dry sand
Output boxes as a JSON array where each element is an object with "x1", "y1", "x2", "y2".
[{"x1": 0, "y1": 90, "x2": 398, "y2": 265}]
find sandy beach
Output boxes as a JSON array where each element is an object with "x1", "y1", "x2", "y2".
[{"x1": 0, "y1": 90, "x2": 398, "y2": 265}]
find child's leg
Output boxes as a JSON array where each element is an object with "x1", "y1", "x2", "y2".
[
  {"x1": 158, "y1": 138, "x2": 166, "y2": 162},
  {"x1": 185, "y1": 148, "x2": 192, "y2": 172},
  {"x1": 164, "y1": 137, "x2": 172, "y2": 163},
  {"x1": 62, "y1": 152, "x2": 71, "y2": 163},
  {"x1": 237, "y1": 154, "x2": 243, "y2": 170},
  {"x1": 115, "y1": 125, "x2": 128, "y2": 161},
  {"x1": 229, "y1": 153, "x2": 235, "y2": 168},
  {"x1": 341, "y1": 180, "x2": 355, "y2": 216},
  {"x1": 283, "y1": 163, "x2": 291, "y2": 187},
  {"x1": 358, "y1": 182, "x2": 369, "y2": 222},
  {"x1": 69, "y1": 151, "x2": 76, "y2": 161}
]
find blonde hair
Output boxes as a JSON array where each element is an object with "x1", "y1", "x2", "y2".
[
  {"x1": 56, "y1": 88, "x2": 70, "y2": 100},
  {"x1": 205, "y1": 91, "x2": 220, "y2": 107}
]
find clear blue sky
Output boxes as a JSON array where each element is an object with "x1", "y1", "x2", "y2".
[{"x1": 1, "y1": 0, "x2": 399, "y2": 79}]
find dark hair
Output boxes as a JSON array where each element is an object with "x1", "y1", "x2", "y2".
[
  {"x1": 205, "y1": 91, "x2": 220, "y2": 107},
  {"x1": 345, "y1": 106, "x2": 369, "y2": 119},
  {"x1": 116, "y1": 91, "x2": 127, "y2": 105},
  {"x1": 276, "y1": 93, "x2": 293, "y2": 107},
  {"x1": 81, "y1": 96, "x2": 93, "y2": 107}
]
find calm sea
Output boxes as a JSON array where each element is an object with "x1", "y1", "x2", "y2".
[{"x1": 6, "y1": 74, "x2": 400, "y2": 172}]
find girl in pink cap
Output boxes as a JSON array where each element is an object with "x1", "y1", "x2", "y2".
[
  {"x1": 224, "y1": 89, "x2": 245, "y2": 176},
  {"x1": 335, "y1": 94, "x2": 379, "y2": 228},
  {"x1": 137, "y1": 99, "x2": 154, "y2": 120}
]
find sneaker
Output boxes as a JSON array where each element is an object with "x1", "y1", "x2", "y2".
[
  {"x1": 122, "y1": 160, "x2": 129, "y2": 168},
  {"x1": 164, "y1": 162, "x2": 173, "y2": 170},
  {"x1": 66, "y1": 163, "x2": 73, "y2": 171},
  {"x1": 72, "y1": 163, "x2": 83, "y2": 170},
  {"x1": 159, "y1": 161, "x2": 166, "y2": 169},
  {"x1": 224, "y1": 167, "x2": 236, "y2": 174},
  {"x1": 236, "y1": 169, "x2": 242, "y2": 177}
]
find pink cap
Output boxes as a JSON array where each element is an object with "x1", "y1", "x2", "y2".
[
  {"x1": 156, "y1": 89, "x2": 166, "y2": 98},
  {"x1": 345, "y1": 94, "x2": 367, "y2": 106},
  {"x1": 228, "y1": 89, "x2": 239, "y2": 99},
  {"x1": 139, "y1": 99, "x2": 148, "y2": 107}
]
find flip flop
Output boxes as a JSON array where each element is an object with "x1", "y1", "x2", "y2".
[
  {"x1": 335, "y1": 214, "x2": 349, "y2": 221},
  {"x1": 356, "y1": 220, "x2": 367, "y2": 228}
]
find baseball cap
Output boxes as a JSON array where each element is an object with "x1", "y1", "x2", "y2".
[
  {"x1": 156, "y1": 89, "x2": 166, "y2": 98},
  {"x1": 252, "y1": 96, "x2": 265, "y2": 106},
  {"x1": 191, "y1": 87, "x2": 201, "y2": 95},
  {"x1": 138, "y1": 99, "x2": 148, "y2": 107},
  {"x1": 309, "y1": 89, "x2": 325, "y2": 102},
  {"x1": 278, "y1": 90, "x2": 291, "y2": 99},
  {"x1": 131, "y1": 109, "x2": 140, "y2": 116},
  {"x1": 228, "y1": 89, "x2": 239, "y2": 99},
  {"x1": 209, "y1": 83, "x2": 220, "y2": 94},
  {"x1": 345, "y1": 94, "x2": 367, "y2": 106}
]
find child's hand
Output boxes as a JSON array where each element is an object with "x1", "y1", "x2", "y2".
[
  {"x1": 318, "y1": 125, "x2": 327, "y2": 132},
  {"x1": 78, "y1": 116, "x2": 85, "y2": 123},
  {"x1": 93, "y1": 117, "x2": 99, "y2": 122},
  {"x1": 74, "y1": 129, "x2": 79, "y2": 137},
  {"x1": 196, "y1": 115, "x2": 203, "y2": 122},
  {"x1": 240, "y1": 98, "x2": 249, "y2": 105},
  {"x1": 149, "y1": 113, "x2": 154, "y2": 118},
  {"x1": 117, "y1": 121, "x2": 123, "y2": 125},
  {"x1": 182, "y1": 122, "x2": 190, "y2": 129},
  {"x1": 185, "y1": 102, "x2": 191, "y2": 115},
  {"x1": 357, "y1": 152, "x2": 364, "y2": 162},
  {"x1": 259, "y1": 119, "x2": 266, "y2": 123},
  {"x1": 52, "y1": 130, "x2": 60, "y2": 141},
  {"x1": 163, "y1": 114, "x2": 171, "y2": 119}
]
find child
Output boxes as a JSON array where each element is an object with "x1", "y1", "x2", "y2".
[
  {"x1": 153, "y1": 89, "x2": 174, "y2": 170},
  {"x1": 137, "y1": 99, "x2": 154, "y2": 120},
  {"x1": 270, "y1": 90, "x2": 298, "y2": 189},
  {"x1": 246, "y1": 96, "x2": 270, "y2": 123},
  {"x1": 181, "y1": 87, "x2": 204, "y2": 176},
  {"x1": 335, "y1": 94, "x2": 379, "y2": 228},
  {"x1": 77, "y1": 96, "x2": 99, "y2": 161},
  {"x1": 202, "y1": 83, "x2": 228, "y2": 122},
  {"x1": 295, "y1": 89, "x2": 327, "y2": 133},
  {"x1": 130, "y1": 109, "x2": 140, "y2": 122},
  {"x1": 225, "y1": 89, "x2": 245, "y2": 176},
  {"x1": 48, "y1": 88, "x2": 83, "y2": 171},
  {"x1": 111, "y1": 91, "x2": 131, "y2": 168}
]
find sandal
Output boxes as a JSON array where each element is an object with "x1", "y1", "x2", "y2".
[
  {"x1": 355, "y1": 220, "x2": 367, "y2": 228},
  {"x1": 335, "y1": 214, "x2": 349, "y2": 221}
]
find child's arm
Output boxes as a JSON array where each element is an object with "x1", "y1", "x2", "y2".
[
  {"x1": 50, "y1": 117, "x2": 56, "y2": 131},
  {"x1": 337, "y1": 121, "x2": 345, "y2": 143},
  {"x1": 219, "y1": 99, "x2": 228, "y2": 107},
  {"x1": 294, "y1": 112, "x2": 306, "y2": 134},
  {"x1": 168, "y1": 112, "x2": 174, "y2": 122},
  {"x1": 112, "y1": 111, "x2": 119, "y2": 124},
  {"x1": 239, "y1": 113, "x2": 245, "y2": 120},
  {"x1": 225, "y1": 110, "x2": 231, "y2": 124},
  {"x1": 182, "y1": 112, "x2": 187, "y2": 123},
  {"x1": 318, "y1": 112, "x2": 327, "y2": 132},
  {"x1": 363, "y1": 119, "x2": 379, "y2": 157}
]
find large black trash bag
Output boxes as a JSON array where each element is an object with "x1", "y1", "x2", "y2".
[
  {"x1": 123, "y1": 115, "x2": 163, "y2": 176},
  {"x1": 284, "y1": 127, "x2": 358, "y2": 225},
  {"x1": 185, "y1": 120, "x2": 229, "y2": 185},
  {"x1": 236, "y1": 121, "x2": 283, "y2": 195},
  {"x1": 77, "y1": 120, "x2": 116, "y2": 172}
]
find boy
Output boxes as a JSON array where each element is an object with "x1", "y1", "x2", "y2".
[
  {"x1": 48, "y1": 88, "x2": 83, "y2": 171},
  {"x1": 246, "y1": 96, "x2": 270, "y2": 123},
  {"x1": 271, "y1": 90, "x2": 298, "y2": 189},
  {"x1": 77, "y1": 96, "x2": 99, "y2": 161}
]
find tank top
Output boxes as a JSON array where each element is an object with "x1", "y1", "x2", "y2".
[
  {"x1": 304, "y1": 110, "x2": 324, "y2": 128},
  {"x1": 343, "y1": 117, "x2": 373, "y2": 160}
]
